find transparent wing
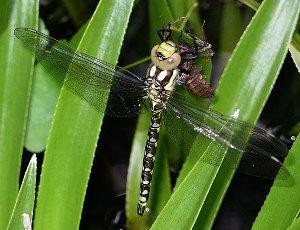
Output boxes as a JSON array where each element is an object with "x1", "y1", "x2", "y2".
[
  {"x1": 14, "y1": 27, "x2": 147, "y2": 116},
  {"x1": 166, "y1": 92, "x2": 289, "y2": 179}
]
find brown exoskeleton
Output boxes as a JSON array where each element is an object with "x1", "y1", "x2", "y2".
[{"x1": 157, "y1": 23, "x2": 214, "y2": 98}]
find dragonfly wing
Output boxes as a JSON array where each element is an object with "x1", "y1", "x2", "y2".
[
  {"x1": 167, "y1": 94, "x2": 249, "y2": 151},
  {"x1": 240, "y1": 130, "x2": 289, "y2": 179},
  {"x1": 14, "y1": 27, "x2": 147, "y2": 116},
  {"x1": 167, "y1": 92, "x2": 288, "y2": 179}
]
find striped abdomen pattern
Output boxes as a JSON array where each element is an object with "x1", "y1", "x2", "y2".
[{"x1": 137, "y1": 111, "x2": 162, "y2": 216}]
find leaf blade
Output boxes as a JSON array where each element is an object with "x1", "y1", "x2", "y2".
[
  {"x1": 33, "y1": 1, "x2": 135, "y2": 229},
  {"x1": 253, "y1": 135, "x2": 300, "y2": 229},
  {"x1": 0, "y1": 0, "x2": 38, "y2": 228},
  {"x1": 7, "y1": 155, "x2": 37, "y2": 230}
]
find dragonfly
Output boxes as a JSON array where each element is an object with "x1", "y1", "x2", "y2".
[{"x1": 14, "y1": 27, "x2": 288, "y2": 217}]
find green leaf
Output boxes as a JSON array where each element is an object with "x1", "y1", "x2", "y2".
[
  {"x1": 149, "y1": 0, "x2": 174, "y2": 46},
  {"x1": 193, "y1": 1, "x2": 244, "y2": 228},
  {"x1": 24, "y1": 22, "x2": 86, "y2": 153},
  {"x1": 151, "y1": 0, "x2": 300, "y2": 228},
  {"x1": 24, "y1": 64, "x2": 61, "y2": 153},
  {"x1": 241, "y1": 0, "x2": 300, "y2": 76},
  {"x1": 199, "y1": 0, "x2": 300, "y2": 228},
  {"x1": 61, "y1": 0, "x2": 89, "y2": 27},
  {"x1": 0, "y1": 0, "x2": 38, "y2": 228},
  {"x1": 0, "y1": 1, "x2": 8, "y2": 31},
  {"x1": 287, "y1": 217, "x2": 300, "y2": 230},
  {"x1": 7, "y1": 155, "x2": 37, "y2": 230},
  {"x1": 24, "y1": 23, "x2": 57, "y2": 153},
  {"x1": 289, "y1": 34, "x2": 300, "y2": 73},
  {"x1": 219, "y1": 0, "x2": 243, "y2": 53},
  {"x1": 183, "y1": 1, "x2": 203, "y2": 37},
  {"x1": 151, "y1": 113, "x2": 238, "y2": 230},
  {"x1": 239, "y1": 0, "x2": 260, "y2": 11},
  {"x1": 33, "y1": 1, "x2": 135, "y2": 229},
  {"x1": 253, "y1": 134, "x2": 300, "y2": 229}
]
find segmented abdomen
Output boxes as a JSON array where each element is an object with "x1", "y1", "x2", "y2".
[
  {"x1": 137, "y1": 111, "x2": 161, "y2": 216},
  {"x1": 184, "y1": 65, "x2": 213, "y2": 98}
]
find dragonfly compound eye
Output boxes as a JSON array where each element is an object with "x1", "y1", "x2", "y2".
[{"x1": 151, "y1": 42, "x2": 181, "y2": 70}]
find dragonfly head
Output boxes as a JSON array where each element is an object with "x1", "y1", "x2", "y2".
[{"x1": 151, "y1": 41, "x2": 181, "y2": 70}]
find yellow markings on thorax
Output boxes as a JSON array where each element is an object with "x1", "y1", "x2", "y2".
[
  {"x1": 149, "y1": 65, "x2": 157, "y2": 77},
  {"x1": 148, "y1": 65, "x2": 178, "y2": 108},
  {"x1": 164, "y1": 69, "x2": 178, "y2": 91},
  {"x1": 157, "y1": 70, "x2": 168, "y2": 81}
]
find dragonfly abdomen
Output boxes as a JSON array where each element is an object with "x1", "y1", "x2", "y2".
[{"x1": 137, "y1": 111, "x2": 162, "y2": 216}]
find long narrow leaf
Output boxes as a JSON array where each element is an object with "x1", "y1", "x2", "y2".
[
  {"x1": 7, "y1": 155, "x2": 37, "y2": 230},
  {"x1": 33, "y1": 1, "x2": 134, "y2": 229},
  {"x1": 198, "y1": 0, "x2": 300, "y2": 228},
  {"x1": 0, "y1": 0, "x2": 38, "y2": 228},
  {"x1": 193, "y1": 1, "x2": 244, "y2": 228},
  {"x1": 287, "y1": 217, "x2": 300, "y2": 230},
  {"x1": 151, "y1": 112, "x2": 239, "y2": 230},
  {"x1": 24, "y1": 23, "x2": 85, "y2": 153},
  {"x1": 240, "y1": 0, "x2": 300, "y2": 76},
  {"x1": 253, "y1": 133, "x2": 300, "y2": 229},
  {"x1": 289, "y1": 35, "x2": 300, "y2": 73}
]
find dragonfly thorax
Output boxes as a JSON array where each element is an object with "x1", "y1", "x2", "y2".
[{"x1": 146, "y1": 65, "x2": 178, "y2": 111}]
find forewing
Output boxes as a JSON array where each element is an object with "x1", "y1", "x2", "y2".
[
  {"x1": 167, "y1": 92, "x2": 288, "y2": 179},
  {"x1": 14, "y1": 27, "x2": 147, "y2": 116}
]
